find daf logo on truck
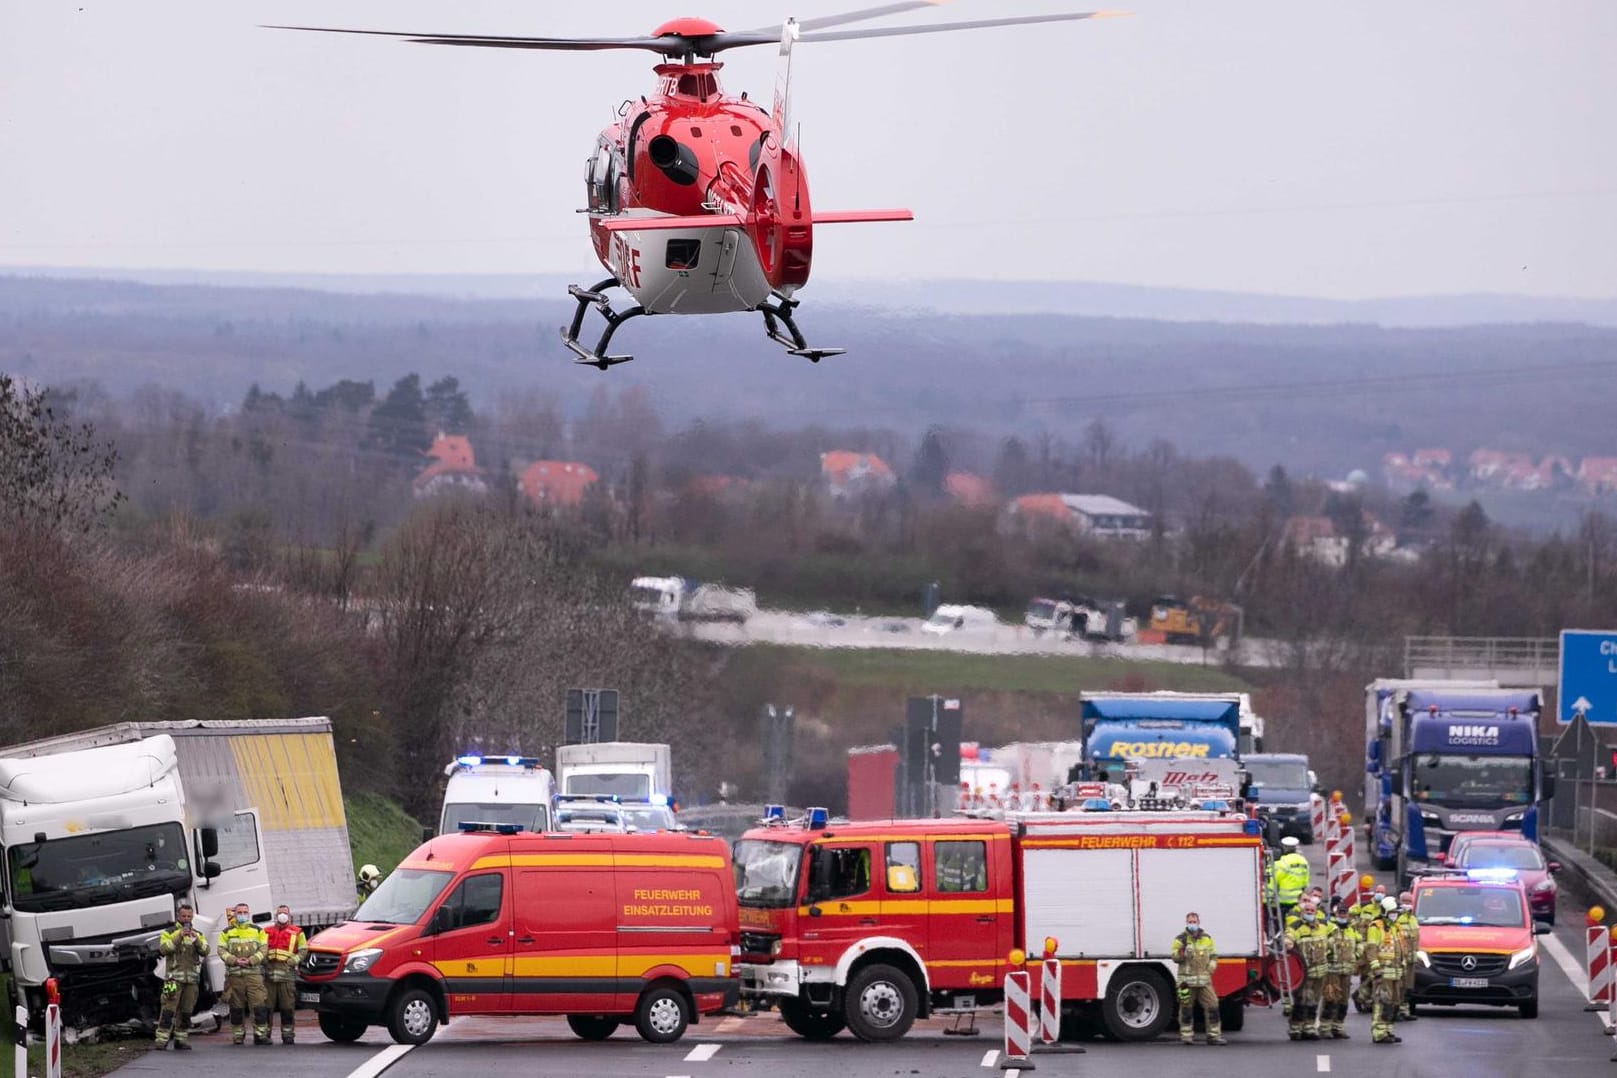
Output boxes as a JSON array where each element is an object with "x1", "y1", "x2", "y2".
[{"x1": 1447, "y1": 725, "x2": 1501, "y2": 746}]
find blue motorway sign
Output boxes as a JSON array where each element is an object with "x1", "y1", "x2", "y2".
[{"x1": 1559, "y1": 630, "x2": 1617, "y2": 724}]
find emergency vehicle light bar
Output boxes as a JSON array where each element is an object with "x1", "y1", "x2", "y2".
[
  {"x1": 807, "y1": 807, "x2": 830, "y2": 830},
  {"x1": 1464, "y1": 867, "x2": 1519, "y2": 882},
  {"x1": 457, "y1": 821, "x2": 525, "y2": 834}
]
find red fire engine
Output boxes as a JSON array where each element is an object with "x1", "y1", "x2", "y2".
[{"x1": 733, "y1": 806, "x2": 1276, "y2": 1042}]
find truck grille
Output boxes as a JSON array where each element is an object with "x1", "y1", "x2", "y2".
[
  {"x1": 739, "y1": 932, "x2": 779, "y2": 956},
  {"x1": 300, "y1": 951, "x2": 341, "y2": 977},
  {"x1": 1430, "y1": 953, "x2": 1508, "y2": 977}
]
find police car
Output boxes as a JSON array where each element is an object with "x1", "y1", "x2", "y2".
[{"x1": 1409, "y1": 869, "x2": 1547, "y2": 1018}]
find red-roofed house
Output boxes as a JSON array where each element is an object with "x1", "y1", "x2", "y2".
[
  {"x1": 1468, "y1": 448, "x2": 1534, "y2": 485},
  {"x1": 519, "y1": 460, "x2": 598, "y2": 507},
  {"x1": 1412, "y1": 448, "x2": 1452, "y2": 469},
  {"x1": 1579, "y1": 457, "x2": 1617, "y2": 495},
  {"x1": 1283, "y1": 513, "x2": 1397, "y2": 567},
  {"x1": 820, "y1": 451, "x2": 896, "y2": 498},
  {"x1": 1008, "y1": 493, "x2": 1072, "y2": 522},
  {"x1": 945, "y1": 472, "x2": 996, "y2": 508},
  {"x1": 414, "y1": 433, "x2": 487, "y2": 498}
]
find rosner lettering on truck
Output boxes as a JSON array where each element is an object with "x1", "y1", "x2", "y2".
[{"x1": 1108, "y1": 741, "x2": 1212, "y2": 758}]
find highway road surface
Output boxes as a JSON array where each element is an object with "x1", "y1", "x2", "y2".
[{"x1": 104, "y1": 841, "x2": 1617, "y2": 1078}]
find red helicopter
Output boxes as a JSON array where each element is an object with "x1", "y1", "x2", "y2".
[{"x1": 274, "y1": 5, "x2": 1120, "y2": 368}]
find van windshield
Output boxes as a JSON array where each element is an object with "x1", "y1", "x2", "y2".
[
  {"x1": 356, "y1": 867, "x2": 455, "y2": 924},
  {"x1": 1414, "y1": 884, "x2": 1525, "y2": 928},
  {"x1": 733, "y1": 839, "x2": 803, "y2": 908},
  {"x1": 1246, "y1": 760, "x2": 1310, "y2": 791},
  {"x1": 441, "y1": 802, "x2": 550, "y2": 834}
]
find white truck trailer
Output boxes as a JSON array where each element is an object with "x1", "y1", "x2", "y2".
[
  {"x1": 554, "y1": 741, "x2": 673, "y2": 803},
  {"x1": 0, "y1": 718, "x2": 355, "y2": 1028}
]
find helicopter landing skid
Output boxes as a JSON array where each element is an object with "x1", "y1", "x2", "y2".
[
  {"x1": 561, "y1": 277, "x2": 645, "y2": 370},
  {"x1": 758, "y1": 294, "x2": 845, "y2": 363}
]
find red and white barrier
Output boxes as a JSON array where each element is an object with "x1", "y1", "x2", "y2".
[
  {"x1": 1588, "y1": 925, "x2": 1613, "y2": 1007},
  {"x1": 1310, "y1": 794, "x2": 1326, "y2": 844},
  {"x1": 13, "y1": 1003, "x2": 26, "y2": 1078},
  {"x1": 45, "y1": 1000, "x2": 61, "y2": 1078},
  {"x1": 1003, "y1": 971, "x2": 1034, "y2": 1069},
  {"x1": 1039, "y1": 959, "x2": 1061, "y2": 1044},
  {"x1": 1332, "y1": 817, "x2": 1358, "y2": 909}
]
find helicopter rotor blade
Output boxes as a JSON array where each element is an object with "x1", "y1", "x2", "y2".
[
  {"x1": 797, "y1": 10, "x2": 1127, "y2": 45},
  {"x1": 742, "y1": 2, "x2": 949, "y2": 36},
  {"x1": 263, "y1": 26, "x2": 688, "y2": 55}
]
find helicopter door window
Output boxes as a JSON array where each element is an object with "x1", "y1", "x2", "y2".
[
  {"x1": 665, "y1": 239, "x2": 700, "y2": 271},
  {"x1": 586, "y1": 146, "x2": 609, "y2": 214}
]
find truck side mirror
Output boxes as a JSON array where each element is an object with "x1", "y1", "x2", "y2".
[
  {"x1": 1540, "y1": 765, "x2": 1557, "y2": 801},
  {"x1": 199, "y1": 828, "x2": 220, "y2": 859},
  {"x1": 202, "y1": 862, "x2": 222, "y2": 880},
  {"x1": 1390, "y1": 772, "x2": 1404, "y2": 798}
]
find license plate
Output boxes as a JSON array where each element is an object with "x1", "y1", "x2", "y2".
[
  {"x1": 1450, "y1": 977, "x2": 1489, "y2": 989},
  {"x1": 298, "y1": 991, "x2": 321, "y2": 1005}
]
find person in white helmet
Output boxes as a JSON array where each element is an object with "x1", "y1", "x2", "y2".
[{"x1": 356, "y1": 864, "x2": 382, "y2": 906}]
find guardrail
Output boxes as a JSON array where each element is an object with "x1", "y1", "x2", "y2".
[
  {"x1": 1403, "y1": 635, "x2": 1559, "y2": 679},
  {"x1": 1545, "y1": 832, "x2": 1617, "y2": 923}
]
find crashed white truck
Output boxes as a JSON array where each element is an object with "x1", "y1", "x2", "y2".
[{"x1": 0, "y1": 718, "x2": 355, "y2": 1030}]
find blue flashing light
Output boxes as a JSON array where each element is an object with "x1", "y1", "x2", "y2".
[
  {"x1": 807, "y1": 806, "x2": 830, "y2": 829},
  {"x1": 1081, "y1": 797, "x2": 1113, "y2": 812},
  {"x1": 1242, "y1": 818, "x2": 1263, "y2": 836},
  {"x1": 457, "y1": 821, "x2": 524, "y2": 834},
  {"x1": 765, "y1": 804, "x2": 786, "y2": 821},
  {"x1": 1200, "y1": 799, "x2": 1230, "y2": 812},
  {"x1": 650, "y1": 793, "x2": 670, "y2": 806},
  {"x1": 456, "y1": 755, "x2": 483, "y2": 767},
  {"x1": 506, "y1": 755, "x2": 522, "y2": 766},
  {"x1": 1465, "y1": 867, "x2": 1519, "y2": 882}
]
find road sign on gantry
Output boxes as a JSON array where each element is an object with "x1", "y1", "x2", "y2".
[{"x1": 1558, "y1": 630, "x2": 1617, "y2": 724}]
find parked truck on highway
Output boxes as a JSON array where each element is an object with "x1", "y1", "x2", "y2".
[
  {"x1": 630, "y1": 576, "x2": 756, "y2": 624},
  {"x1": 1363, "y1": 681, "x2": 1555, "y2": 888},
  {"x1": 0, "y1": 718, "x2": 355, "y2": 1029}
]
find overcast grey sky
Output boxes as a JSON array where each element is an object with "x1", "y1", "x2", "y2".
[{"x1": 3, "y1": 0, "x2": 1614, "y2": 300}]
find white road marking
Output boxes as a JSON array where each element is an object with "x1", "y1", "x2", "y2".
[
  {"x1": 981, "y1": 1049, "x2": 1000, "y2": 1068},
  {"x1": 683, "y1": 1043, "x2": 722, "y2": 1062},
  {"x1": 1316, "y1": 1053, "x2": 1331, "y2": 1072},
  {"x1": 1541, "y1": 931, "x2": 1590, "y2": 997},
  {"x1": 345, "y1": 1044, "x2": 414, "y2": 1078}
]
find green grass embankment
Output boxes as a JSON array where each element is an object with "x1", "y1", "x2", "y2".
[{"x1": 345, "y1": 791, "x2": 429, "y2": 877}]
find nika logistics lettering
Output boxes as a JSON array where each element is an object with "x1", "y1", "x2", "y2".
[
  {"x1": 1446, "y1": 724, "x2": 1501, "y2": 746},
  {"x1": 1107, "y1": 742, "x2": 1211, "y2": 759}
]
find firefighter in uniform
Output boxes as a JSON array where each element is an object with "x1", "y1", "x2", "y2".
[
  {"x1": 1352, "y1": 883, "x2": 1387, "y2": 1012},
  {"x1": 154, "y1": 903, "x2": 208, "y2": 1050},
  {"x1": 1171, "y1": 912, "x2": 1226, "y2": 1045},
  {"x1": 1321, "y1": 899, "x2": 1360, "y2": 1038},
  {"x1": 357, "y1": 863, "x2": 382, "y2": 905},
  {"x1": 218, "y1": 902, "x2": 271, "y2": 1045},
  {"x1": 1273, "y1": 837, "x2": 1310, "y2": 923},
  {"x1": 1284, "y1": 900, "x2": 1330, "y2": 1039},
  {"x1": 1366, "y1": 896, "x2": 1403, "y2": 1044},
  {"x1": 264, "y1": 904, "x2": 308, "y2": 1043},
  {"x1": 1395, "y1": 891, "x2": 1421, "y2": 1020}
]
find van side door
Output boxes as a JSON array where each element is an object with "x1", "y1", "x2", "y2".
[
  {"x1": 430, "y1": 871, "x2": 512, "y2": 1015},
  {"x1": 511, "y1": 864, "x2": 621, "y2": 1015}
]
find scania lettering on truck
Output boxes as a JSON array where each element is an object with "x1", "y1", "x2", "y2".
[
  {"x1": 439, "y1": 755, "x2": 554, "y2": 835},
  {"x1": 1, "y1": 719, "x2": 355, "y2": 1029},
  {"x1": 734, "y1": 806, "x2": 1274, "y2": 1042},
  {"x1": 1363, "y1": 682, "x2": 1554, "y2": 888},
  {"x1": 296, "y1": 826, "x2": 740, "y2": 1044}
]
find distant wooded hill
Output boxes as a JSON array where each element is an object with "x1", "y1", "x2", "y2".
[{"x1": 5, "y1": 272, "x2": 1615, "y2": 492}]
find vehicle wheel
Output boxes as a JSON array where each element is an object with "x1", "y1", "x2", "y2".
[
  {"x1": 1100, "y1": 967, "x2": 1174, "y2": 1042},
  {"x1": 1218, "y1": 996, "x2": 1245, "y2": 1032},
  {"x1": 566, "y1": 1014, "x2": 620, "y2": 1041},
  {"x1": 386, "y1": 988, "x2": 438, "y2": 1045},
  {"x1": 779, "y1": 997, "x2": 845, "y2": 1040},
  {"x1": 634, "y1": 985, "x2": 690, "y2": 1044},
  {"x1": 843, "y1": 963, "x2": 919, "y2": 1042},
  {"x1": 317, "y1": 1011, "x2": 368, "y2": 1044},
  {"x1": 1519, "y1": 998, "x2": 1539, "y2": 1019}
]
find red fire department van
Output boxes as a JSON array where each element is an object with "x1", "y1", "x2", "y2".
[
  {"x1": 296, "y1": 826, "x2": 740, "y2": 1044},
  {"x1": 734, "y1": 808, "x2": 1271, "y2": 1042}
]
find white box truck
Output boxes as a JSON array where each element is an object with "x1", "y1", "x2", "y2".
[
  {"x1": 0, "y1": 718, "x2": 355, "y2": 1029},
  {"x1": 554, "y1": 742, "x2": 672, "y2": 803}
]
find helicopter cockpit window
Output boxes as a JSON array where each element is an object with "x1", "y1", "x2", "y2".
[{"x1": 587, "y1": 144, "x2": 619, "y2": 214}]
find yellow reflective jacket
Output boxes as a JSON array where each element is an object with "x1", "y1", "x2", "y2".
[{"x1": 1171, "y1": 930, "x2": 1219, "y2": 987}]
